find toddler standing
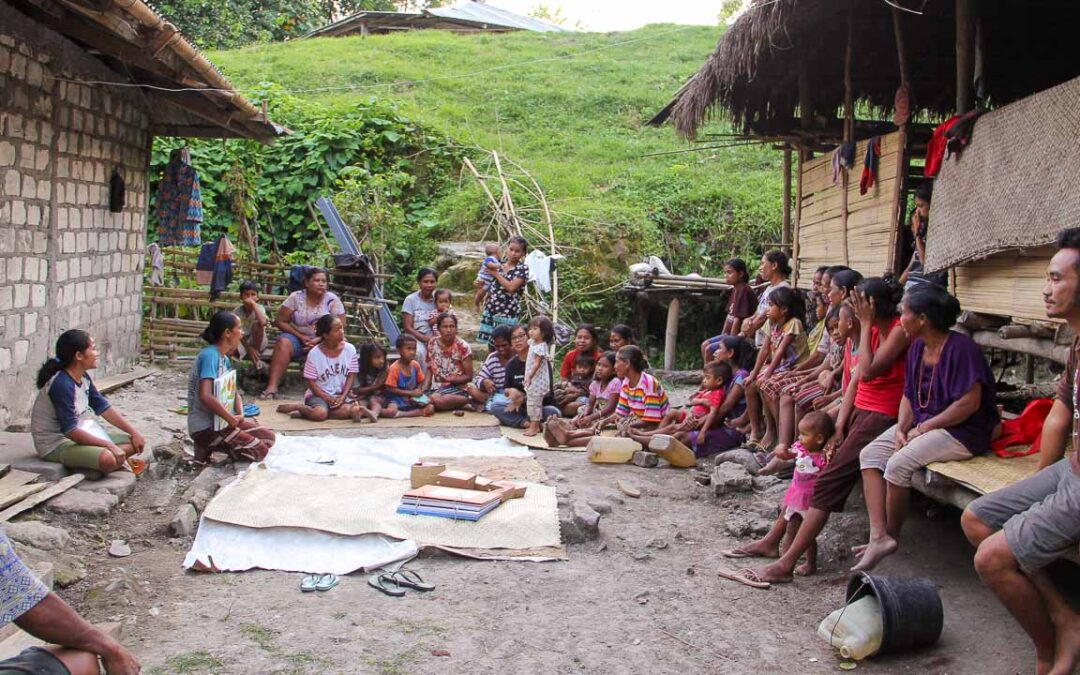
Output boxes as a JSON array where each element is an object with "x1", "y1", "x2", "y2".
[
  {"x1": 474, "y1": 242, "x2": 502, "y2": 310},
  {"x1": 523, "y1": 316, "x2": 554, "y2": 437}
]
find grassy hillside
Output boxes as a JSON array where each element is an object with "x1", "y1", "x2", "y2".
[{"x1": 210, "y1": 25, "x2": 782, "y2": 309}]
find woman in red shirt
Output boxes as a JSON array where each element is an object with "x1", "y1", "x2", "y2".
[{"x1": 559, "y1": 325, "x2": 601, "y2": 380}]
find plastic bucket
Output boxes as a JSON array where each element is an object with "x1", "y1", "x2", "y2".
[{"x1": 846, "y1": 572, "x2": 944, "y2": 656}]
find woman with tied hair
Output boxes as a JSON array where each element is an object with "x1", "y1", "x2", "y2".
[
  {"x1": 189, "y1": 311, "x2": 276, "y2": 465},
  {"x1": 853, "y1": 284, "x2": 998, "y2": 572},
  {"x1": 739, "y1": 250, "x2": 792, "y2": 349},
  {"x1": 261, "y1": 266, "x2": 346, "y2": 399},
  {"x1": 30, "y1": 329, "x2": 146, "y2": 474}
]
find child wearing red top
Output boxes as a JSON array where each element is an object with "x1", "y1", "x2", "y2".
[{"x1": 629, "y1": 362, "x2": 730, "y2": 448}]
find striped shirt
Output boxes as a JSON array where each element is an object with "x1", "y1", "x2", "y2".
[
  {"x1": 616, "y1": 372, "x2": 669, "y2": 423},
  {"x1": 473, "y1": 352, "x2": 509, "y2": 390}
]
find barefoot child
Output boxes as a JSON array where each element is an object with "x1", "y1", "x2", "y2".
[
  {"x1": 628, "y1": 362, "x2": 729, "y2": 448},
  {"x1": 523, "y1": 316, "x2": 555, "y2": 437},
  {"x1": 571, "y1": 351, "x2": 621, "y2": 429},
  {"x1": 353, "y1": 343, "x2": 388, "y2": 422},
  {"x1": 474, "y1": 242, "x2": 502, "y2": 310},
  {"x1": 384, "y1": 335, "x2": 434, "y2": 418},
  {"x1": 276, "y1": 315, "x2": 363, "y2": 422},
  {"x1": 427, "y1": 289, "x2": 455, "y2": 332},
  {"x1": 721, "y1": 410, "x2": 834, "y2": 577},
  {"x1": 234, "y1": 280, "x2": 268, "y2": 372}
]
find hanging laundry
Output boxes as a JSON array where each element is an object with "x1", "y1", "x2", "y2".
[
  {"x1": 210, "y1": 236, "x2": 235, "y2": 300},
  {"x1": 991, "y1": 398, "x2": 1053, "y2": 458},
  {"x1": 195, "y1": 241, "x2": 215, "y2": 285},
  {"x1": 156, "y1": 148, "x2": 203, "y2": 247},
  {"x1": 945, "y1": 108, "x2": 985, "y2": 160},
  {"x1": 831, "y1": 142, "x2": 857, "y2": 185},
  {"x1": 859, "y1": 136, "x2": 881, "y2": 195},
  {"x1": 147, "y1": 242, "x2": 164, "y2": 286},
  {"x1": 524, "y1": 250, "x2": 555, "y2": 293},
  {"x1": 924, "y1": 115, "x2": 961, "y2": 177},
  {"x1": 893, "y1": 83, "x2": 911, "y2": 127}
]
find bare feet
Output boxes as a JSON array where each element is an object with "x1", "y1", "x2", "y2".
[
  {"x1": 750, "y1": 562, "x2": 794, "y2": 584},
  {"x1": 422, "y1": 404, "x2": 435, "y2": 417},
  {"x1": 542, "y1": 420, "x2": 561, "y2": 447},
  {"x1": 728, "y1": 539, "x2": 781, "y2": 559},
  {"x1": 850, "y1": 535, "x2": 898, "y2": 572},
  {"x1": 276, "y1": 403, "x2": 299, "y2": 414},
  {"x1": 757, "y1": 455, "x2": 789, "y2": 476},
  {"x1": 794, "y1": 560, "x2": 817, "y2": 576},
  {"x1": 1049, "y1": 612, "x2": 1080, "y2": 675},
  {"x1": 851, "y1": 543, "x2": 869, "y2": 557},
  {"x1": 352, "y1": 406, "x2": 378, "y2": 423}
]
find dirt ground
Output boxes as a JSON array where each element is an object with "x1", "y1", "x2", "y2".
[{"x1": 39, "y1": 365, "x2": 1040, "y2": 675}]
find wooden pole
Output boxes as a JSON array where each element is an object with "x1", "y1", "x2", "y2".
[
  {"x1": 306, "y1": 202, "x2": 336, "y2": 256},
  {"x1": 664, "y1": 298, "x2": 680, "y2": 371},
  {"x1": 782, "y1": 148, "x2": 792, "y2": 254},
  {"x1": 887, "y1": 8, "x2": 911, "y2": 276},
  {"x1": 793, "y1": 148, "x2": 804, "y2": 288},
  {"x1": 955, "y1": 0, "x2": 976, "y2": 113},
  {"x1": 840, "y1": 3, "x2": 853, "y2": 267},
  {"x1": 796, "y1": 34, "x2": 812, "y2": 129}
]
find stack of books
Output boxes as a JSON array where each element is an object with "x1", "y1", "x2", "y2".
[{"x1": 397, "y1": 484, "x2": 504, "y2": 522}]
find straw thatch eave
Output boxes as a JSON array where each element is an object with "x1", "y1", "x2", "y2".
[{"x1": 651, "y1": 0, "x2": 1080, "y2": 140}]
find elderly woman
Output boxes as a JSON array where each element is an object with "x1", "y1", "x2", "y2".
[
  {"x1": 260, "y1": 267, "x2": 345, "y2": 399},
  {"x1": 466, "y1": 324, "x2": 515, "y2": 409},
  {"x1": 477, "y1": 236, "x2": 529, "y2": 344},
  {"x1": 426, "y1": 313, "x2": 474, "y2": 412},
  {"x1": 853, "y1": 284, "x2": 999, "y2": 571}
]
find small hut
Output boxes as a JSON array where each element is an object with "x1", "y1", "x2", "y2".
[
  {"x1": 650, "y1": 0, "x2": 1080, "y2": 362},
  {"x1": 305, "y1": 1, "x2": 565, "y2": 38}
]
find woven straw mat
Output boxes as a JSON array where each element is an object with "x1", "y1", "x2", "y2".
[
  {"x1": 261, "y1": 403, "x2": 498, "y2": 431},
  {"x1": 203, "y1": 466, "x2": 561, "y2": 550}
]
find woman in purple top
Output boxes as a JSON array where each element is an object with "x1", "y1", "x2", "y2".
[{"x1": 853, "y1": 284, "x2": 999, "y2": 571}]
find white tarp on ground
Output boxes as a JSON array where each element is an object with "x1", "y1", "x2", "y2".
[
  {"x1": 184, "y1": 433, "x2": 538, "y2": 574},
  {"x1": 260, "y1": 432, "x2": 533, "y2": 479}
]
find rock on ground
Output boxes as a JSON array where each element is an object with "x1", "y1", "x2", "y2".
[
  {"x1": 560, "y1": 500, "x2": 601, "y2": 544},
  {"x1": 713, "y1": 463, "x2": 754, "y2": 496},
  {"x1": 3, "y1": 521, "x2": 69, "y2": 551},
  {"x1": 169, "y1": 504, "x2": 198, "y2": 538},
  {"x1": 74, "y1": 471, "x2": 137, "y2": 500},
  {"x1": 45, "y1": 489, "x2": 119, "y2": 517}
]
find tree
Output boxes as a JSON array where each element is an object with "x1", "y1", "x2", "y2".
[{"x1": 529, "y1": 3, "x2": 567, "y2": 26}]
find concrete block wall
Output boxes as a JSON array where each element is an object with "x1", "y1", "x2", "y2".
[{"x1": 0, "y1": 4, "x2": 150, "y2": 428}]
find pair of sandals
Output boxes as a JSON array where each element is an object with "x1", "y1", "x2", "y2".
[
  {"x1": 300, "y1": 573, "x2": 339, "y2": 592},
  {"x1": 367, "y1": 569, "x2": 435, "y2": 597}
]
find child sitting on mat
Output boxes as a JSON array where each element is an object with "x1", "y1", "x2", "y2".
[
  {"x1": 721, "y1": 410, "x2": 834, "y2": 577},
  {"x1": 627, "y1": 362, "x2": 730, "y2": 448},
  {"x1": 277, "y1": 315, "x2": 366, "y2": 422},
  {"x1": 383, "y1": 335, "x2": 434, "y2": 418},
  {"x1": 354, "y1": 342, "x2": 389, "y2": 422},
  {"x1": 555, "y1": 353, "x2": 595, "y2": 418},
  {"x1": 569, "y1": 351, "x2": 621, "y2": 429}
]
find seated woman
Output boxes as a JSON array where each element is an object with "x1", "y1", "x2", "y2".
[
  {"x1": 189, "y1": 312, "x2": 276, "y2": 465},
  {"x1": 30, "y1": 330, "x2": 146, "y2": 474},
  {"x1": 555, "y1": 325, "x2": 602, "y2": 416},
  {"x1": 261, "y1": 267, "x2": 346, "y2": 399},
  {"x1": 426, "y1": 313, "x2": 474, "y2": 412},
  {"x1": 607, "y1": 324, "x2": 635, "y2": 352},
  {"x1": 853, "y1": 284, "x2": 999, "y2": 571},
  {"x1": 466, "y1": 325, "x2": 515, "y2": 410},
  {"x1": 700, "y1": 258, "x2": 756, "y2": 366},
  {"x1": 276, "y1": 315, "x2": 364, "y2": 422},
  {"x1": 545, "y1": 345, "x2": 669, "y2": 447},
  {"x1": 491, "y1": 324, "x2": 560, "y2": 428}
]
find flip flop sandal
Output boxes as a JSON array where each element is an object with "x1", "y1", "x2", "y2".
[
  {"x1": 300, "y1": 574, "x2": 319, "y2": 592},
  {"x1": 390, "y1": 569, "x2": 435, "y2": 592},
  {"x1": 716, "y1": 568, "x2": 771, "y2": 589},
  {"x1": 368, "y1": 574, "x2": 406, "y2": 597},
  {"x1": 243, "y1": 403, "x2": 261, "y2": 417},
  {"x1": 259, "y1": 392, "x2": 279, "y2": 401},
  {"x1": 315, "y1": 573, "x2": 339, "y2": 592},
  {"x1": 719, "y1": 549, "x2": 754, "y2": 559}
]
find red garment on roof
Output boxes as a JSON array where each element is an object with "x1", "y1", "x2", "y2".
[
  {"x1": 991, "y1": 398, "x2": 1054, "y2": 458},
  {"x1": 924, "y1": 115, "x2": 961, "y2": 177}
]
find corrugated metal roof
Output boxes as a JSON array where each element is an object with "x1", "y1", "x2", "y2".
[{"x1": 427, "y1": 2, "x2": 566, "y2": 33}]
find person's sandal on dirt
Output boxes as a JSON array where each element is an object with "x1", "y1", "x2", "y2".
[
  {"x1": 389, "y1": 569, "x2": 434, "y2": 592},
  {"x1": 300, "y1": 574, "x2": 319, "y2": 592},
  {"x1": 315, "y1": 573, "x2": 339, "y2": 591},
  {"x1": 368, "y1": 573, "x2": 406, "y2": 597},
  {"x1": 716, "y1": 568, "x2": 771, "y2": 589}
]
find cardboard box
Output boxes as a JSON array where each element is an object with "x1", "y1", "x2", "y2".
[
  {"x1": 435, "y1": 469, "x2": 478, "y2": 490},
  {"x1": 410, "y1": 462, "x2": 446, "y2": 489}
]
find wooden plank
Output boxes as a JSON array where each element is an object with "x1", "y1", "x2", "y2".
[
  {"x1": 0, "y1": 479, "x2": 46, "y2": 512},
  {"x1": 0, "y1": 475, "x2": 84, "y2": 522},
  {"x1": 96, "y1": 367, "x2": 152, "y2": 394}
]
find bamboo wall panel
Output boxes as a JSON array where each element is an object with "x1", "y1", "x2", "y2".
[
  {"x1": 795, "y1": 132, "x2": 902, "y2": 288},
  {"x1": 953, "y1": 247, "x2": 1056, "y2": 323}
]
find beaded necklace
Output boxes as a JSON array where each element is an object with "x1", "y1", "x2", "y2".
[{"x1": 916, "y1": 334, "x2": 949, "y2": 411}]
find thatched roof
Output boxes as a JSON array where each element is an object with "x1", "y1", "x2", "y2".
[
  {"x1": 924, "y1": 75, "x2": 1080, "y2": 272},
  {"x1": 6, "y1": 0, "x2": 284, "y2": 142},
  {"x1": 651, "y1": 0, "x2": 1080, "y2": 140}
]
